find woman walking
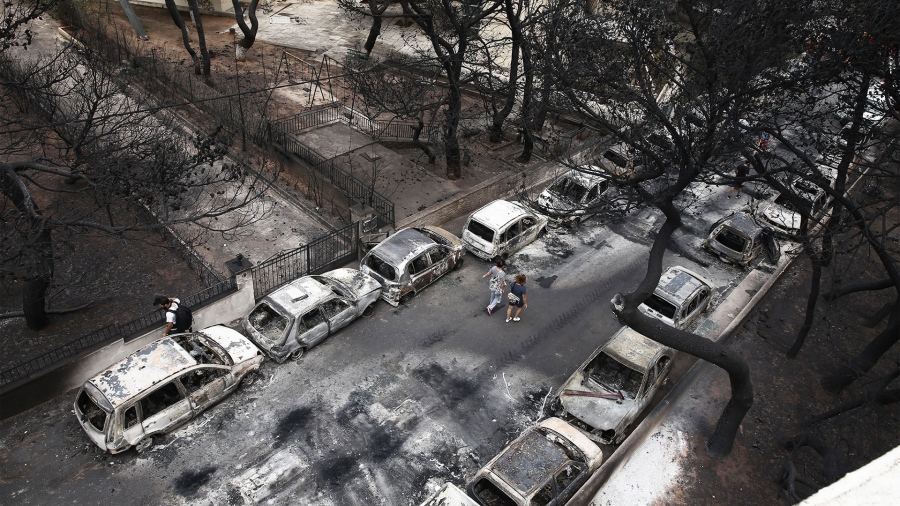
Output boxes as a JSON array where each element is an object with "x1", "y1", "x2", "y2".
[
  {"x1": 506, "y1": 274, "x2": 528, "y2": 322},
  {"x1": 482, "y1": 258, "x2": 506, "y2": 315}
]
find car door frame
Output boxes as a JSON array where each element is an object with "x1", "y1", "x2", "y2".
[
  {"x1": 138, "y1": 379, "x2": 193, "y2": 438},
  {"x1": 322, "y1": 297, "x2": 357, "y2": 334},
  {"x1": 295, "y1": 306, "x2": 330, "y2": 349},
  {"x1": 180, "y1": 365, "x2": 231, "y2": 414},
  {"x1": 407, "y1": 249, "x2": 436, "y2": 294}
]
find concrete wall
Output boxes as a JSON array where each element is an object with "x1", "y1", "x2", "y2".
[
  {"x1": 0, "y1": 270, "x2": 257, "y2": 420},
  {"x1": 129, "y1": 0, "x2": 235, "y2": 15}
]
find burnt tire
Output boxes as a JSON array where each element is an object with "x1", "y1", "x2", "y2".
[
  {"x1": 290, "y1": 347, "x2": 306, "y2": 361},
  {"x1": 362, "y1": 304, "x2": 376, "y2": 317},
  {"x1": 399, "y1": 292, "x2": 415, "y2": 304},
  {"x1": 135, "y1": 437, "x2": 153, "y2": 454},
  {"x1": 453, "y1": 257, "x2": 464, "y2": 271}
]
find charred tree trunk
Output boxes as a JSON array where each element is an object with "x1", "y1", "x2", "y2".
[
  {"x1": 443, "y1": 66, "x2": 463, "y2": 180},
  {"x1": 231, "y1": 0, "x2": 260, "y2": 61},
  {"x1": 517, "y1": 36, "x2": 535, "y2": 163},
  {"x1": 820, "y1": 306, "x2": 899, "y2": 394},
  {"x1": 188, "y1": 0, "x2": 210, "y2": 76},
  {"x1": 164, "y1": 0, "x2": 201, "y2": 74},
  {"x1": 487, "y1": 0, "x2": 523, "y2": 143},
  {"x1": 611, "y1": 198, "x2": 753, "y2": 457},
  {"x1": 363, "y1": 0, "x2": 392, "y2": 56},
  {"x1": 787, "y1": 255, "x2": 823, "y2": 358},
  {"x1": 823, "y1": 278, "x2": 893, "y2": 301},
  {"x1": 412, "y1": 116, "x2": 437, "y2": 164},
  {"x1": 805, "y1": 368, "x2": 900, "y2": 425},
  {"x1": 1, "y1": 167, "x2": 55, "y2": 330}
]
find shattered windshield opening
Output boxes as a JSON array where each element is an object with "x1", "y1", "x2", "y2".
[
  {"x1": 643, "y1": 294, "x2": 677, "y2": 320},
  {"x1": 365, "y1": 253, "x2": 398, "y2": 281},
  {"x1": 550, "y1": 178, "x2": 587, "y2": 203},
  {"x1": 586, "y1": 352, "x2": 642, "y2": 399},
  {"x1": 245, "y1": 303, "x2": 290, "y2": 345},
  {"x1": 467, "y1": 219, "x2": 495, "y2": 243},
  {"x1": 714, "y1": 228, "x2": 748, "y2": 253}
]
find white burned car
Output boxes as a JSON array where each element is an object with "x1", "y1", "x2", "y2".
[
  {"x1": 535, "y1": 168, "x2": 613, "y2": 228},
  {"x1": 467, "y1": 417, "x2": 603, "y2": 506},
  {"x1": 757, "y1": 166, "x2": 836, "y2": 237},
  {"x1": 418, "y1": 483, "x2": 479, "y2": 506},
  {"x1": 461, "y1": 200, "x2": 548, "y2": 260},
  {"x1": 638, "y1": 266, "x2": 716, "y2": 330},
  {"x1": 556, "y1": 326, "x2": 673, "y2": 445},
  {"x1": 703, "y1": 212, "x2": 780, "y2": 267},
  {"x1": 361, "y1": 226, "x2": 465, "y2": 305},
  {"x1": 241, "y1": 268, "x2": 382, "y2": 362},
  {"x1": 74, "y1": 326, "x2": 263, "y2": 453}
]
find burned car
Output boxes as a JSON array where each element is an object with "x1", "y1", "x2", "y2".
[
  {"x1": 556, "y1": 326, "x2": 673, "y2": 445},
  {"x1": 419, "y1": 483, "x2": 479, "y2": 506},
  {"x1": 461, "y1": 200, "x2": 548, "y2": 260},
  {"x1": 703, "y1": 212, "x2": 780, "y2": 267},
  {"x1": 241, "y1": 268, "x2": 382, "y2": 362},
  {"x1": 360, "y1": 226, "x2": 465, "y2": 306},
  {"x1": 74, "y1": 325, "x2": 263, "y2": 453},
  {"x1": 757, "y1": 166, "x2": 836, "y2": 237},
  {"x1": 467, "y1": 417, "x2": 603, "y2": 506},
  {"x1": 535, "y1": 167, "x2": 613, "y2": 228},
  {"x1": 638, "y1": 266, "x2": 716, "y2": 330}
]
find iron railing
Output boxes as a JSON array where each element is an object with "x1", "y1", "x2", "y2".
[
  {"x1": 251, "y1": 222, "x2": 358, "y2": 300},
  {"x1": 0, "y1": 277, "x2": 237, "y2": 388}
]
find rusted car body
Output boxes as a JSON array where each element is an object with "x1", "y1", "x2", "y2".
[
  {"x1": 241, "y1": 268, "x2": 382, "y2": 362},
  {"x1": 638, "y1": 266, "x2": 716, "y2": 330},
  {"x1": 557, "y1": 326, "x2": 674, "y2": 445},
  {"x1": 703, "y1": 212, "x2": 780, "y2": 266},
  {"x1": 360, "y1": 226, "x2": 465, "y2": 306},
  {"x1": 535, "y1": 168, "x2": 613, "y2": 228},
  {"x1": 73, "y1": 326, "x2": 263, "y2": 453},
  {"x1": 461, "y1": 200, "x2": 548, "y2": 260},
  {"x1": 467, "y1": 417, "x2": 603, "y2": 506}
]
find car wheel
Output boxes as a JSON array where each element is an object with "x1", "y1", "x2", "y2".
[
  {"x1": 538, "y1": 227, "x2": 547, "y2": 239},
  {"x1": 547, "y1": 396, "x2": 563, "y2": 417},
  {"x1": 243, "y1": 369, "x2": 263, "y2": 386},
  {"x1": 399, "y1": 292, "x2": 415, "y2": 304},
  {"x1": 290, "y1": 347, "x2": 306, "y2": 361},
  {"x1": 135, "y1": 437, "x2": 153, "y2": 454},
  {"x1": 453, "y1": 257, "x2": 464, "y2": 271},
  {"x1": 362, "y1": 304, "x2": 376, "y2": 317}
]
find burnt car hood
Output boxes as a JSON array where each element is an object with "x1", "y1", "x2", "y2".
[
  {"x1": 560, "y1": 372, "x2": 635, "y2": 432},
  {"x1": 201, "y1": 325, "x2": 261, "y2": 364},
  {"x1": 318, "y1": 268, "x2": 382, "y2": 300},
  {"x1": 763, "y1": 203, "x2": 801, "y2": 232}
]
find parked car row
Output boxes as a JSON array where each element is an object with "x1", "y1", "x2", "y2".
[{"x1": 73, "y1": 162, "x2": 758, "y2": 459}]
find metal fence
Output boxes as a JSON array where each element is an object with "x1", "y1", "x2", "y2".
[
  {"x1": 251, "y1": 222, "x2": 359, "y2": 300},
  {"x1": 264, "y1": 123, "x2": 396, "y2": 228},
  {"x1": 0, "y1": 277, "x2": 237, "y2": 388}
]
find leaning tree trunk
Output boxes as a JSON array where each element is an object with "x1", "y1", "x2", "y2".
[
  {"x1": 1, "y1": 166, "x2": 55, "y2": 330},
  {"x1": 187, "y1": 0, "x2": 211, "y2": 75},
  {"x1": 611, "y1": 197, "x2": 753, "y2": 457},
  {"x1": 413, "y1": 116, "x2": 437, "y2": 164},
  {"x1": 231, "y1": 0, "x2": 259, "y2": 61},
  {"x1": 820, "y1": 305, "x2": 899, "y2": 394},
  {"x1": 443, "y1": 74, "x2": 463, "y2": 180},
  {"x1": 164, "y1": 0, "x2": 201, "y2": 74},
  {"x1": 787, "y1": 252, "x2": 823, "y2": 358},
  {"x1": 363, "y1": 0, "x2": 392, "y2": 56},
  {"x1": 487, "y1": 0, "x2": 522, "y2": 143},
  {"x1": 517, "y1": 37, "x2": 535, "y2": 163}
]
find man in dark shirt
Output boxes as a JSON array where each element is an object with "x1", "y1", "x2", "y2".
[{"x1": 728, "y1": 161, "x2": 751, "y2": 199}]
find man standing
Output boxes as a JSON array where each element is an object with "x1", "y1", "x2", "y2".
[
  {"x1": 728, "y1": 161, "x2": 751, "y2": 199},
  {"x1": 153, "y1": 294, "x2": 191, "y2": 336}
]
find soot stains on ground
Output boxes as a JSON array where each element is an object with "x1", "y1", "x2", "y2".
[
  {"x1": 337, "y1": 390, "x2": 374, "y2": 425},
  {"x1": 369, "y1": 424, "x2": 407, "y2": 462},
  {"x1": 542, "y1": 235, "x2": 574, "y2": 258},
  {"x1": 412, "y1": 363, "x2": 478, "y2": 409},
  {"x1": 317, "y1": 455, "x2": 358, "y2": 487},
  {"x1": 272, "y1": 406, "x2": 314, "y2": 448},
  {"x1": 535, "y1": 275, "x2": 558, "y2": 288},
  {"x1": 173, "y1": 466, "x2": 217, "y2": 496}
]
